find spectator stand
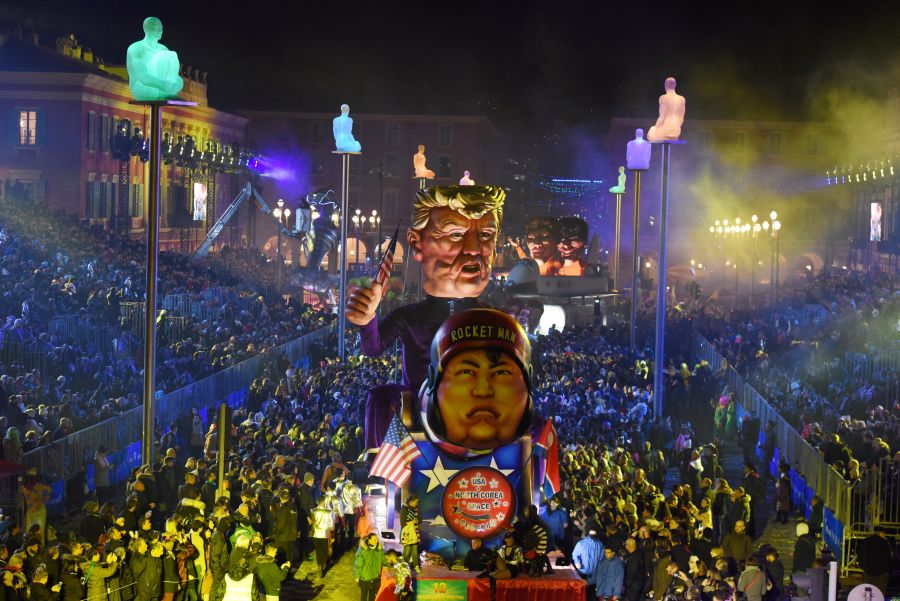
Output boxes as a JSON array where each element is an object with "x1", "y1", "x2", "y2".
[
  {"x1": 693, "y1": 331, "x2": 900, "y2": 577},
  {"x1": 21, "y1": 324, "x2": 333, "y2": 517}
]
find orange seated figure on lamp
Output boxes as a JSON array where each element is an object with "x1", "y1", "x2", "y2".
[
  {"x1": 413, "y1": 145, "x2": 436, "y2": 179},
  {"x1": 647, "y1": 77, "x2": 686, "y2": 142}
]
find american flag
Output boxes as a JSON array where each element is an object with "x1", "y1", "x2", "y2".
[
  {"x1": 373, "y1": 224, "x2": 401, "y2": 287},
  {"x1": 370, "y1": 415, "x2": 421, "y2": 486}
]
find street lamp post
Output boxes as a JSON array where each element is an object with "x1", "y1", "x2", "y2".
[
  {"x1": 773, "y1": 219, "x2": 782, "y2": 304},
  {"x1": 352, "y1": 208, "x2": 362, "y2": 274},
  {"x1": 369, "y1": 210, "x2": 379, "y2": 267},
  {"x1": 273, "y1": 198, "x2": 289, "y2": 293},
  {"x1": 751, "y1": 215, "x2": 759, "y2": 309},
  {"x1": 368, "y1": 163, "x2": 388, "y2": 262}
]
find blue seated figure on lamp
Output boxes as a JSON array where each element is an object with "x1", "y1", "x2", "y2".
[
  {"x1": 333, "y1": 104, "x2": 362, "y2": 153},
  {"x1": 626, "y1": 128, "x2": 652, "y2": 171},
  {"x1": 126, "y1": 17, "x2": 184, "y2": 101}
]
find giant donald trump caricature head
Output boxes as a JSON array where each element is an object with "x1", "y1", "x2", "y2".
[
  {"x1": 408, "y1": 185, "x2": 506, "y2": 299},
  {"x1": 420, "y1": 308, "x2": 533, "y2": 455}
]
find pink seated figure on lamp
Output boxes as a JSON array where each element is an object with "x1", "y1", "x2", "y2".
[
  {"x1": 459, "y1": 170, "x2": 475, "y2": 185},
  {"x1": 647, "y1": 77, "x2": 686, "y2": 142},
  {"x1": 413, "y1": 145, "x2": 436, "y2": 179}
]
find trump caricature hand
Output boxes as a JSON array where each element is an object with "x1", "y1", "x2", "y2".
[{"x1": 345, "y1": 281, "x2": 384, "y2": 326}]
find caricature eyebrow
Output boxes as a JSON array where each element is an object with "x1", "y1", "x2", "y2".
[
  {"x1": 435, "y1": 215, "x2": 497, "y2": 231},
  {"x1": 489, "y1": 356, "x2": 514, "y2": 368},
  {"x1": 436, "y1": 216, "x2": 469, "y2": 230}
]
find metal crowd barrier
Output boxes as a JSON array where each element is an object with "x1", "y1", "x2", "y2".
[
  {"x1": 766, "y1": 304, "x2": 829, "y2": 329},
  {"x1": 21, "y1": 323, "x2": 333, "y2": 515},
  {"x1": 49, "y1": 314, "x2": 119, "y2": 355},
  {"x1": 844, "y1": 350, "x2": 900, "y2": 404},
  {"x1": 692, "y1": 331, "x2": 858, "y2": 572},
  {"x1": 0, "y1": 339, "x2": 50, "y2": 377}
]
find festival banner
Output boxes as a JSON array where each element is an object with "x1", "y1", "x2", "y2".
[
  {"x1": 822, "y1": 507, "x2": 844, "y2": 562},
  {"x1": 416, "y1": 578, "x2": 468, "y2": 601}
]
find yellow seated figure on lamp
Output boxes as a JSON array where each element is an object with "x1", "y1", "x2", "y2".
[
  {"x1": 413, "y1": 145, "x2": 436, "y2": 179},
  {"x1": 647, "y1": 77, "x2": 686, "y2": 142},
  {"x1": 126, "y1": 17, "x2": 184, "y2": 101}
]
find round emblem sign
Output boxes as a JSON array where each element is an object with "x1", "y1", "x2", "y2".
[{"x1": 441, "y1": 466, "x2": 515, "y2": 539}]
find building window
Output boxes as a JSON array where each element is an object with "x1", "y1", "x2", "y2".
[
  {"x1": 384, "y1": 153, "x2": 400, "y2": 178},
  {"x1": 384, "y1": 190, "x2": 399, "y2": 218},
  {"x1": 766, "y1": 131, "x2": 783, "y2": 156},
  {"x1": 86, "y1": 112, "x2": 97, "y2": 150},
  {"x1": 106, "y1": 182, "x2": 116, "y2": 216},
  {"x1": 439, "y1": 124, "x2": 453, "y2": 148},
  {"x1": 312, "y1": 121, "x2": 324, "y2": 144},
  {"x1": 100, "y1": 115, "x2": 111, "y2": 152},
  {"x1": 86, "y1": 182, "x2": 101, "y2": 217},
  {"x1": 438, "y1": 155, "x2": 452, "y2": 178},
  {"x1": 18, "y1": 110, "x2": 37, "y2": 146},
  {"x1": 386, "y1": 123, "x2": 399, "y2": 146}
]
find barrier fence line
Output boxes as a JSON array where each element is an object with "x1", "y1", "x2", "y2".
[
  {"x1": 21, "y1": 323, "x2": 334, "y2": 516},
  {"x1": 692, "y1": 331, "x2": 858, "y2": 574}
]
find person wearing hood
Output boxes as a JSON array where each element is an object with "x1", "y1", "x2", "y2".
[
  {"x1": 221, "y1": 557, "x2": 255, "y2": 601},
  {"x1": 353, "y1": 533, "x2": 385, "y2": 601},
  {"x1": 595, "y1": 546, "x2": 625, "y2": 601},
  {"x1": 255, "y1": 542, "x2": 290, "y2": 601},
  {"x1": 791, "y1": 522, "x2": 818, "y2": 588}
]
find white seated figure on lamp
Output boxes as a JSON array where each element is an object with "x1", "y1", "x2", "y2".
[
  {"x1": 126, "y1": 17, "x2": 184, "y2": 101},
  {"x1": 626, "y1": 128, "x2": 652, "y2": 170},
  {"x1": 333, "y1": 104, "x2": 362, "y2": 153},
  {"x1": 413, "y1": 145, "x2": 435, "y2": 179},
  {"x1": 459, "y1": 170, "x2": 475, "y2": 185},
  {"x1": 647, "y1": 77, "x2": 685, "y2": 142},
  {"x1": 609, "y1": 166, "x2": 626, "y2": 194}
]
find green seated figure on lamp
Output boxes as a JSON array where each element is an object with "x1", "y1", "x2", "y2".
[
  {"x1": 609, "y1": 166, "x2": 626, "y2": 194},
  {"x1": 126, "y1": 17, "x2": 184, "y2": 101}
]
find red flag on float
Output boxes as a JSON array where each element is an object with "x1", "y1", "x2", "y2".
[
  {"x1": 534, "y1": 418, "x2": 560, "y2": 497},
  {"x1": 374, "y1": 223, "x2": 401, "y2": 287}
]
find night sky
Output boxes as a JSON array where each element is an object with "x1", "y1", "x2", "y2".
[{"x1": 5, "y1": 1, "x2": 900, "y2": 172}]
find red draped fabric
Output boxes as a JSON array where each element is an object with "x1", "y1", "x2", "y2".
[{"x1": 374, "y1": 566, "x2": 585, "y2": 601}]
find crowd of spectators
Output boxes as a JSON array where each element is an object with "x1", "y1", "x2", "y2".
[
  {"x1": 0, "y1": 190, "x2": 334, "y2": 457},
  {"x1": 697, "y1": 270, "x2": 899, "y2": 478},
  {"x1": 0, "y1": 180, "x2": 893, "y2": 599},
  {"x1": 0, "y1": 305, "x2": 893, "y2": 600}
]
